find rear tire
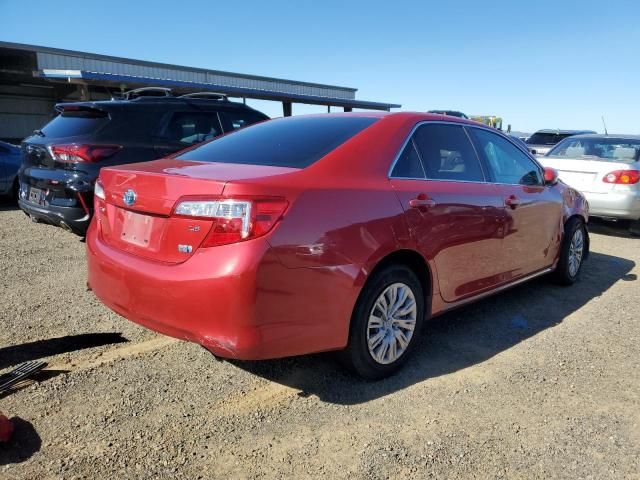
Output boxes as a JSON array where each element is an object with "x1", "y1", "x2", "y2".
[
  {"x1": 629, "y1": 219, "x2": 640, "y2": 237},
  {"x1": 552, "y1": 217, "x2": 586, "y2": 285},
  {"x1": 342, "y1": 265, "x2": 425, "y2": 380}
]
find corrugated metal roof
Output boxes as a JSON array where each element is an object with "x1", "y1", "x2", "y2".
[
  {"x1": 35, "y1": 69, "x2": 401, "y2": 110},
  {"x1": 1, "y1": 41, "x2": 357, "y2": 99}
]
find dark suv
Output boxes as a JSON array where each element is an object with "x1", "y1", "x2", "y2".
[{"x1": 18, "y1": 91, "x2": 269, "y2": 235}]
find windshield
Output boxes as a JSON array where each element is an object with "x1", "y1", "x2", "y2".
[
  {"x1": 547, "y1": 137, "x2": 640, "y2": 163},
  {"x1": 176, "y1": 116, "x2": 379, "y2": 168},
  {"x1": 526, "y1": 132, "x2": 576, "y2": 146}
]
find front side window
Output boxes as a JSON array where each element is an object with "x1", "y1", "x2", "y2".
[
  {"x1": 470, "y1": 128, "x2": 542, "y2": 186},
  {"x1": 412, "y1": 123, "x2": 485, "y2": 182},
  {"x1": 161, "y1": 112, "x2": 223, "y2": 146}
]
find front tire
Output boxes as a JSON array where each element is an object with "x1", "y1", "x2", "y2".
[
  {"x1": 342, "y1": 265, "x2": 425, "y2": 380},
  {"x1": 552, "y1": 217, "x2": 586, "y2": 285}
]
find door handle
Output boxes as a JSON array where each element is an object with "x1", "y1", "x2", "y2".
[
  {"x1": 504, "y1": 195, "x2": 521, "y2": 209},
  {"x1": 409, "y1": 193, "x2": 436, "y2": 209}
]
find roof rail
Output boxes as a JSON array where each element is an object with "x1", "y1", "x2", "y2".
[
  {"x1": 123, "y1": 87, "x2": 172, "y2": 100},
  {"x1": 178, "y1": 92, "x2": 228, "y2": 101}
]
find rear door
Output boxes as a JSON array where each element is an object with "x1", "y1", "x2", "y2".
[
  {"x1": 468, "y1": 127, "x2": 563, "y2": 276},
  {"x1": 389, "y1": 122, "x2": 505, "y2": 302},
  {"x1": 153, "y1": 111, "x2": 224, "y2": 158}
]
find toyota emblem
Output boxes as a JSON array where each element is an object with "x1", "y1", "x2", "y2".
[{"x1": 123, "y1": 189, "x2": 136, "y2": 206}]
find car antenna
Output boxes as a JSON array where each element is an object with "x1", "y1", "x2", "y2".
[{"x1": 601, "y1": 116, "x2": 608, "y2": 135}]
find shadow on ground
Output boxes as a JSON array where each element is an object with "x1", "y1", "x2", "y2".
[
  {"x1": 0, "y1": 333, "x2": 128, "y2": 370},
  {"x1": 0, "y1": 198, "x2": 19, "y2": 211},
  {"x1": 589, "y1": 218, "x2": 640, "y2": 239},
  {"x1": 0, "y1": 418, "x2": 41, "y2": 465},
  {"x1": 228, "y1": 251, "x2": 634, "y2": 405}
]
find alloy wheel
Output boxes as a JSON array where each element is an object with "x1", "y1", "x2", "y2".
[
  {"x1": 367, "y1": 282, "x2": 417, "y2": 365},
  {"x1": 568, "y1": 228, "x2": 584, "y2": 277}
]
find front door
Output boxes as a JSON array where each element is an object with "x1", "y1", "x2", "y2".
[
  {"x1": 390, "y1": 123, "x2": 505, "y2": 302},
  {"x1": 467, "y1": 127, "x2": 564, "y2": 277}
]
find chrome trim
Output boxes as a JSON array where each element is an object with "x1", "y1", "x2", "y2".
[{"x1": 437, "y1": 267, "x2": 554, "y2": 314}]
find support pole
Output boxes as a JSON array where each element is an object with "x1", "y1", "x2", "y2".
[{"x1": 282, "y1": 101, "x2": 292, "y2": 117}]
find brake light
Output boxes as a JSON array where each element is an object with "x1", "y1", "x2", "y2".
[
  {"x1": 49, "y1": 144, "x2": 121, "y2": 163},
  {"x1": 603, "y1": 170, "x2": 640, "y2": 185},
  {"x1": 173, "y1": 197, "x2": 288, "y2": 247}
]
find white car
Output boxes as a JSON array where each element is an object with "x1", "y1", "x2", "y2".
[
  {"x1": 526, "y1": 129, "x2": 596, "y2": 156},
  {"x1": 538, "y1": 135, "x2": 640, "y2": 233}
]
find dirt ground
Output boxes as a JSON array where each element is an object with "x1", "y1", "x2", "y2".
[{"x1": 0, "y1": 201, "x2": 638, "y2": 479}]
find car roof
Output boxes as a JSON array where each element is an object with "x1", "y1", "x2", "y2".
[
  {"x1": 290, "y1": 111, "x2": 479, "y2": 125},
  {"x1": 55, "y1": 96, "x2": 262, "y2": 112},
  {"x1": 534, "y1": 129, "x2": 597, "y2": 134},
  {"x1": 559, "y1": 133, "x2": 640, "y2": 140}
]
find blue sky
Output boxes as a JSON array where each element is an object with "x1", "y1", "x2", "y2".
[{"x1": 2, "y1": 0, "x2": 639, "y2": 133}]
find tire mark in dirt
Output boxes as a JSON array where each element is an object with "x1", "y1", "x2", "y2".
[
  {"x1": 46, "y1": 336, "x2": 179, "y2": 373},
  {"x1": 211, "y1": 381, "x2": 300, "y2": 416}
]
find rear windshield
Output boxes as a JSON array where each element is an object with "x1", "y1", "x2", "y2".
[
  {"x1": 526, "y1": 132, "x2": 576, "y2": 145},
  {"x1": 41, "y1": 112, "x2": 109, "y2": 138},
  {"x1": 175, "y1": 116, "x2": 378, "y2": 168},
  {"x1": 548, "y1": 137, "x2": 640, "y2": 163}
]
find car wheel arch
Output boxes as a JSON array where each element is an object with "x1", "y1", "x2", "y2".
[
  {"x1": 564, "y1": 214, "x2": 589, "y2": 259},
  {"x1": 356, "y1": 249, "x2": 434, "y2": 315}
]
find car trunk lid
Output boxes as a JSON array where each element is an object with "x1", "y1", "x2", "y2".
[
  {"x1": 539, "y1": 156, "x2": 636, "y2": 193},
  {"x1": 97, "y1": 159, "x2": 297, "y2": 263}
]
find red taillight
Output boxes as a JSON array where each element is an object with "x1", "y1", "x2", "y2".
[
  {"x1": 49, "y1": 144, "x2": 121, "y2": 163},
  {"x1": 603, "y1": 170, "x2": 640, "y2": 185},
  {"x1": 173, "y1": 197, "x2": 288, "y2": 247}
]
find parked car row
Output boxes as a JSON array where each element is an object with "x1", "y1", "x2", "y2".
[{"x1": 9, "y1": 95, "x2": 618, "y2": 378}]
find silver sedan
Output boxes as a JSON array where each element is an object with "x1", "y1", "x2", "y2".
[{"x1": 538, "y1": 134, "x2": 640, "y2": 231}]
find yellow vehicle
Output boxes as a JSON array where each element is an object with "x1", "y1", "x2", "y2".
[{"x1": 470, "y1": 115, "x2": 509, "y2": 132}]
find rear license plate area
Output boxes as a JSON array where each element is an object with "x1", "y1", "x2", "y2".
[
  {"x1": 121, "y1": 211, "x2": 154, "y2": 247},
  {"x1": 28, "y1": 187, "x2": 47, "y2": 206}
]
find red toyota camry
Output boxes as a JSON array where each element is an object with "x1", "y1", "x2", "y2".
[{"x1": 87, "y1": 112, "x2": 589, "y2": 379}]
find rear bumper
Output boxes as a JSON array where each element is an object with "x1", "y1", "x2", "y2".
[
  {"x1": 18, "y1": 166, "x2": 95, "y2": 234},
  {"x1": 86, "y1": 222, "x2": 359, "y2": 360},
  {"x1": 584, "y1": 190, "x2": 640, "y2": 220},
  {"x1": 18, "y1": 198, "x2": 91, "y2": 234}
]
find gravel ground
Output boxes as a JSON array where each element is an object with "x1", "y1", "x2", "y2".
[{"x1": 1, "y1": 201, "x2": 639, "y2": 479}]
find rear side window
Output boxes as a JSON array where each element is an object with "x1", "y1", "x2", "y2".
[
  {"x1": 470, "y1": 128, "x2": 543, "y2": 186},
  {"x1": 220, "y1": 110, "x2": 268, "y2": 132},
  {"x1": 41, "y1": 112, "x2": 108, "y2": 138},
  {"x1": 176, "y1": 116, "x2": 378, "y2": 168},
  {"x1": 160, "y1": 112, "x2": 223, "y2": 146},
  {"x1": 412, "y1": 124, "x2": 485, "y2": 182},
  {"x1": 390, "y1": 141, "x2": 425, "y2": 178}
]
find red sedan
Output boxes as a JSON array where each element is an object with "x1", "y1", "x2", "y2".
[{"x1": 87, "y1": 113, "x2": 589, "y2": 379}]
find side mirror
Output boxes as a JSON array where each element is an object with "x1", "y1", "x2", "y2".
[{"x1": 544, "y1": 167, "x2": 559, "y2": 186}]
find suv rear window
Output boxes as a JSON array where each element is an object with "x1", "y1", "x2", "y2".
[
  {"x1": 526, "y1": 132, "x2": 574, "y2": 146},
  {"x1": 176, "y1": 116, "x2": 378, "y2": 168},
  {"x1": 41, "y1": 112, "x2": 109, "y2": 138}
]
